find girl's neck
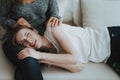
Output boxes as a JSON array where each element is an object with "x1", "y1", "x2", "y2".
[
  {"x1": 38, "y1": 36, "x2": 57, "y2": 53},
  {"x1": 40, "y1": 36, "x2": 55, "y2": 50}
]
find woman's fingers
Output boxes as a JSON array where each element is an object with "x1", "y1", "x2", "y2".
[
  {"x1": 47, "y1": 17, "x2": 61, "y2": 28},
  {"x1": 51, "y1": 19, "x2": 61, "y2": 28},
  {"x1": 17, "y1": 49, "x2": 29, "y2": 60},
  {"x1": 17, "y1": 52, "x2": 25, "y2": 60}
]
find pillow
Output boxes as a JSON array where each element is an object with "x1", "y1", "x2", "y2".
[
  {"x1": 81, "y1": 0, "x2": 120, "y2": 28},
  {"x1": 56, "y1": 0, "x2": 73, "y2": 23},
  {"x1": 73, "y1": 0, "x2": 82, "y2": 26},
  {"x1": 56, "y1": 0, "x2": 67, "y2": 20}
]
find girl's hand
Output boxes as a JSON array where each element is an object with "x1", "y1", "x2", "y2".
[
  {"x1": 14, "y1": 18, "x2": 31, "y2": 28},
  {"x1": 46, "y1": 17, "x2": 61, "y2": 28},
  {"x1": 17, "y1": 48, "x2": 40, "y2": 60}
]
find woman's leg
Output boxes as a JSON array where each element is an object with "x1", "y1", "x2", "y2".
[
  {"x1": 2, "y1": 39, "x2": 43, "y2": 80},
  {"x1": 107, "y1": 27, "x2": 120, "y2": 76},
  {"x1": 15, "y1": 57, "x2": 43, "y2": 80}
]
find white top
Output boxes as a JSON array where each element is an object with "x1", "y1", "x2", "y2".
[{"x1": 44, "y1": 23, "x2": 110, "y2": 63}]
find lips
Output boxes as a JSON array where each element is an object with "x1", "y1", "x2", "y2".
[
  {"x1": 30, "y1": 39, "x2": 36, "y2": 48},
  {"x1": 33, "y1": 40, "x2": 37, "y2": 47}
]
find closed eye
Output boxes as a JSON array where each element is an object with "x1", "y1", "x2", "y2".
[
  {"x1": 26, "y1": 32, "x2": 30, "y2": 38},
  {"x1": 19, "y1": 32, "x2": 30, "y2": 45}
]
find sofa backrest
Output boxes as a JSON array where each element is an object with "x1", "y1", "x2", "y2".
[
  {"x1": 81, "y1": 0, "x2": 120, "y2": 28},
  {"x1": 56, "y1": 0, "x2": 82, "y2": 26}
]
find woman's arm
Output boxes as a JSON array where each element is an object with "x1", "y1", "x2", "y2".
[
  {"x1": 46, "y1": 0, "x2": 61, "y2": 27},
  {"x1": 17, "y1": 48, "x2": 83, "y2": 72},
  {"x1": 47, "y1": 0, "x2": 60, "y2": 19}
]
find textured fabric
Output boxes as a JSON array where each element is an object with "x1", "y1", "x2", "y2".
[
  {"x1": 0, "y1": 0, "x2": 60, "y2": 34},
  {"x1": 15, "y1": 57, "x2": 43, "y2": 80},
  {"x1": 81, "y1": 0, "x2": 120, "y2": 28},
  {"x1": 72, "y1": 0, "x2": 81, "y2": 26},
  {"x1": 42, "y1": 62, "x2": 120, "y2": 80},
  {"x1": 44, "y1": 23, "x2": 110, "y2": 63}
]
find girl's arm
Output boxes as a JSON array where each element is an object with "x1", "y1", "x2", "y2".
[{"x1": 18, "y1": 48, "x2": 83, "y2": 72}]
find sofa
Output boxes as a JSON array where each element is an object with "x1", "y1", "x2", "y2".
[{"x1": 0, "y1": 0, "x2": 120, "y2": 80}]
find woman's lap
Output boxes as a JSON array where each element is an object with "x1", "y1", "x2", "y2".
[
  {"x1": 15, "y1": 57, "x2": 43, "y2": 80},
  {"x1": 2, "y1": 39, "x2": 43, "y2": 80}
]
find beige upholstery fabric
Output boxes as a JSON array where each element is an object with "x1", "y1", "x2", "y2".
[
  {"x1": 0, "y1": 41, "x2": 15, "y2": 80},
  {"x1": 0, "y1": 0, "x2": 119, "y2": 80},
  {"x1": 81, "y1": 0, "x2": 120, "y2": 28},
  {"x1": 42, "y1": 63, "x2": 120, "y2": 80}
]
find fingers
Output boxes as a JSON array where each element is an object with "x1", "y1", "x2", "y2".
[
  {"x1": 17, "y1": 48, "x2": 37, "y2": 60},
  {"x1": 47, "y1": 17, "x2": 61, "y2": 28},
  {"x1": 51, "y1": 17, "x2": 61, "y2": 28},
  {"x1": 17, "y1": 52, "x2": 26, "y2": 60},
  {"x1": 17, "y1": 49, "x2": 29, "y2": 60}
]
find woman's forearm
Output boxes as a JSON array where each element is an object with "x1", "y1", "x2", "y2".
[
  {"x1": 17, "y1": 48, "x2": 83, "y2": 72},
  {"x1": 39, "y1": 52, "x2": 78, "y2": 64},
  {"x1": 40, "y1": 59, "x2": 83, "y2": 72},
  {"x1": 37, "y1": 52, "x2": 83, "y2": 72}
]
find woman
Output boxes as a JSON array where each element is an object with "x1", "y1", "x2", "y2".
[
  {"x1": 11, "y1": 23, "x2": 120, "y2": 75},
  {"x1": 0, "y1": 0, "x2": 61, "y2": 80}
]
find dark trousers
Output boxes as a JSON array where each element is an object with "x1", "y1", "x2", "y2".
[
  {"x1": 2, "y1": 39, "x2": 43, "y2": 80},
  {"x1": 107, "y1": 27, "x2": 120, "y2": 76}
]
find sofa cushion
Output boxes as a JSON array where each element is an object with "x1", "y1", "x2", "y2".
[
  {"x1": 0, "y1": 40, "x2": 15, "y2": 80},
  {"x1": 56, "y1": 0, "x2": 68, "y2": 20},
  {"x1": 42, "y1": 63, "x2": 120, "y2": 80},
  {"x1": 72, "y1": 0, "x2": 82, "y2": 26},
  {"x1": 56, "y1": 0, "x2": 73, "y2": 24},
  {"x1": 81, "y1": 0, "x2": 120, "y2": 28}
]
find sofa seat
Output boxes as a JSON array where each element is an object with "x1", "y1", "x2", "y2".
[
  {"x1": 42, "y1": 63, "x2": 120, "y2": 80},
  {"x1": 0, "y1": 40, "x2": 119, "y2": 80}
]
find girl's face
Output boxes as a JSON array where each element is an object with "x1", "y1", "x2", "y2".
[{"x1": 15, "y1": 28, "x2": 42, "y2": 49}]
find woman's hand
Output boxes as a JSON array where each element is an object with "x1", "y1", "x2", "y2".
[
  {"x1": 14, "y1": 18, "x2": 31, "y2": 28},
  {"x1": 17, "y1": 48, "x2": 40, "y2": 60},
  {"x1": 46, "y1": 17, "x2": 61, "y2": 28}
]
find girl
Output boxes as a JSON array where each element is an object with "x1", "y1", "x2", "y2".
[{"x1": 12, "y1": 23, "x2": 120, "y2": 75}]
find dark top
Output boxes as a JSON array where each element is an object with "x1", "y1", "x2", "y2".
[{"x1": 0, "y1": 0, "x2": 60, "y2": 34}]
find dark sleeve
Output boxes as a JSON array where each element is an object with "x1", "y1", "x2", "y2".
[
  {"x1": 47, "y1": 0, "x2": 61, "y2": 19},
  {"x1": 0, "y1": 0, "x2": 16, "y2": 30}
]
